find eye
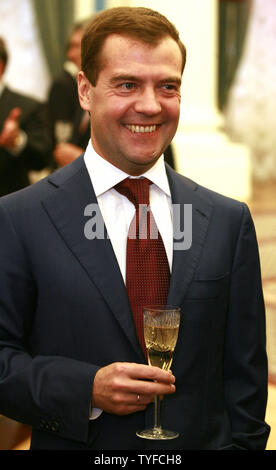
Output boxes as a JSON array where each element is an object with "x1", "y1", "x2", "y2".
[
  {"x1": 162, "y1": 84, "x2": 178, "y2": 93},
  {"x1": 120, "y1": 82, "x2": 136, "y2": 91}
]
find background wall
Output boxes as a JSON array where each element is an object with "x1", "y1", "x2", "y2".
[{"x1": 0, "y1": 0, "x2": 51, "y2": 100}]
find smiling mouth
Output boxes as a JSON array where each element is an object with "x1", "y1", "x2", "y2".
[{"x1": 125, "y1": 124, "x2": 158, "y2": 134}]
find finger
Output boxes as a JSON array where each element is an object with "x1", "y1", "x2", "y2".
[
  {"x1": 1, "y1": 121, "x2": 18, "y2": 141},
  {"x1": 121, "y1": 397, "x2": 150, "y2": 414},
  {"x1": 109, "y1": 391, "x2": 148, "y2": 414},
  {"x1": 8, "y1": 107, "x2": 22, "y2": 121},
  {"x1": 111, "y1": 363, "x2": 176, "y2": 397},
  {"x1": 132, "y1": 393, "x2": 155, "y2": 406},
  {"x1": 126, "y1": 363, "x2": 175, "y2": 384},
  {"x1": 137, "y1": 381, "x2": 175, "y2": 397},
  {"x1": 118, "y1": 375, "x2": 175, "y2": 397}
]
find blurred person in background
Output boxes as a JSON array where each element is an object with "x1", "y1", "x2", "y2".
[
  {"x1": 47, "y1": 20, "x2": 90, "y2": 169},
  {"x1": 0, "y1": 37, "x2": 51, "y2": 196}
]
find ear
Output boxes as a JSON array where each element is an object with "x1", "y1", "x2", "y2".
[{"x1": 78, "y1": 71, "x2": 92, "y2": 111}]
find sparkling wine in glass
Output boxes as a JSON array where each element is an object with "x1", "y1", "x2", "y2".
[
  {"x1": 54, "y1": 120, "x2": 73, "y2": 143},
  {"x1": 136, "y1": 306, "x2": 180, "y2": 440}
]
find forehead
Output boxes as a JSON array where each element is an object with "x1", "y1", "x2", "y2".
[{"x1": 99, "y1": 34, "x2": 182, "y2": 75}]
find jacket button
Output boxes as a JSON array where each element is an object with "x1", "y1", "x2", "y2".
[
  {"x1": 51, "y1": 421, "x2": 59, "y2": 433},
  {"x1": 39, "y1": 418, "x2": 46, "y2": 429}
]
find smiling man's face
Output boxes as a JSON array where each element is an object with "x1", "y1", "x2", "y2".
[{"x1": 78, "y1": 33, "x2": 182, "y2": 175}]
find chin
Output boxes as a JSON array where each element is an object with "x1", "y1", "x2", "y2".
[
  {"x1": 135, "y1": 148, "x2": 162, "y2": 161},
  {"x1": 133, "y1": 154, "x2": 160, "y2": 166}
]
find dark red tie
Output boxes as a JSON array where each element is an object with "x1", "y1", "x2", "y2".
[{"x1": 114, "y1": 178, "x2": 170, "y2": 356}]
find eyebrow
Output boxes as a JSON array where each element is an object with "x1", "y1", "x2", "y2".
[
  {"x1": 159, "y1": 76, "x2": 182, "y2": 86},
  {"x1": 110, "y1": 74, "x2": 140, "y2": 84},
  {"x1": 110, "y1": 74, "x2": 182, "y2": 86}
]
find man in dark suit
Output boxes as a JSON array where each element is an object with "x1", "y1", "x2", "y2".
[
  {"x1": 0, "y1": 38, "x2": 51, "y2": 197},
  {"x1": 0, "y1": 7, "x2": 270, "y2": 450}
]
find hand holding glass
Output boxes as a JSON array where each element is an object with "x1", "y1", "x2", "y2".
[{"x1": 136, "y1": 306, "x2": 180, "y2": 440}]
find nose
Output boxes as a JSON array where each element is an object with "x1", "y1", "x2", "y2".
[{"x1": 134, "y1": 87, "x2": 162, "y2": 116}]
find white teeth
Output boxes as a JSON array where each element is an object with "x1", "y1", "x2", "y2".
[{"x1": 126, "y1": 125, "x2": 157, "y2": 133}]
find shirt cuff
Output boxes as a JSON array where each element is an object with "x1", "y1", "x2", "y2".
[{"x1": 89, "y1": 406, "x2": 103, "y2": 420}]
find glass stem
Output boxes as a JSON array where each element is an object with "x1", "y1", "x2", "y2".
[{"x1": 154, "y1": 395, "x2": 162, "y2": 430}]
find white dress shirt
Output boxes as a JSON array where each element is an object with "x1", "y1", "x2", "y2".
[{"x1": 84, "y1": 140, "x2": 173, "y2": 280}]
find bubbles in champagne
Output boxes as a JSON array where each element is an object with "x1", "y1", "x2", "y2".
[{"x1": 144, "y1": 324, "x2": 179, "y2": 370}]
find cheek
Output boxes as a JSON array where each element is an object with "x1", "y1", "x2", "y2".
[
  {"x1": 96, "y1": 99, "x2": 128, "y2": 123},
  {"x1": 102, "y1": 93, "x2": 134, "y2": 118},
  {"x1": 111, "y1": 100, "x2": 133, "y2": 121},
  {"x1": 167, "y1": 101, "x2": 181, "y2": 123}
]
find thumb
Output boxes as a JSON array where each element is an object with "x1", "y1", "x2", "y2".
[{"x1": 8, "y1": 107, "x2": 22, "y2": 121}]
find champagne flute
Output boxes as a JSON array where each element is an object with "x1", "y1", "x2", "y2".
[
  {"x1": 54, "y1": 120, "x2": 73, "y2": 143},
  {"x1": 136, "y1": 305, "x2": 180, "y2": 440}
]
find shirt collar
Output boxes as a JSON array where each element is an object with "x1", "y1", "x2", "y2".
[{"x1": 84, "y1": 140, "x2": 171, "y2": 198}]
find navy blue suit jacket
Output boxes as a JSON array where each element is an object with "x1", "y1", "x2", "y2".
[{"x1": 0, "y1": 155, "x2": 270, "y2": 449}]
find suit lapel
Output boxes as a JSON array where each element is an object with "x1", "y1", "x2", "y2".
[
  {"x1": 166, "y1": 165, "x2": 214, "y2": 306},
  {"x1": 41, "y1": 157, "x2": 143, "y2": 359}
]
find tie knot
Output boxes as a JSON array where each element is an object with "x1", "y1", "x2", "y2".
[{"x1": 114, "y1": 177, "x2": 152, "y2": 208}]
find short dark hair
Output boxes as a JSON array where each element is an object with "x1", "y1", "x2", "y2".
[
  {"x1": 0, "y1": 37, "x2": 8, "y2": 66},
  {"x1": 81, "y1": 7, "x2": 186, "y2": 86}
]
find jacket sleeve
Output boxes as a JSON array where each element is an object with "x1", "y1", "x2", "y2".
[
  {"x1": 224, "y1": 203, "x2": 270, "y2": 449},
  {"x1": 19, "y1": 101, "x2": 51, "y2": 171},
  {"x1": 0, "y1": 202, "x2": 99, "y2": 444}
]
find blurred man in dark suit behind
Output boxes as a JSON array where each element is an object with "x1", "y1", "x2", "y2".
[
  {"x1": 0, "y1": 37, "x2": 51, "y2": 197},
  {"x1": 47, "y1": 20, "x2": 90, "y2": 168}
]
